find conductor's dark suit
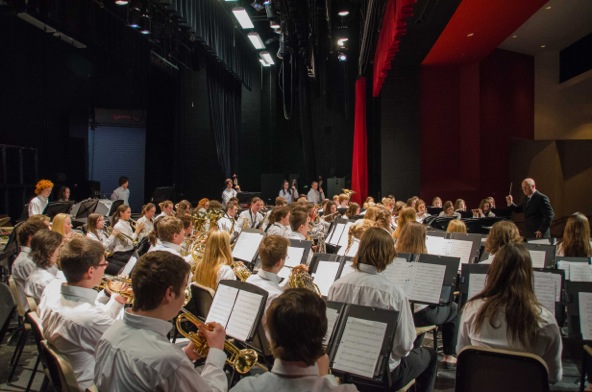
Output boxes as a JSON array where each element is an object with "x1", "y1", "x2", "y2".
[{"x1": 510, "y1": 190, "x2": 554, "y2": 238}]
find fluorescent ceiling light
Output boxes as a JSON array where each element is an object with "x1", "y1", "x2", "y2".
[
  {"x1": 259, "y1": 59, "x2": 270, "y2": 67},
  {"x1": 232, "y1": 7, "x2": 254, "y2": 29},
  {"x1": 247, "y1": 32, "x2": 265, "y2": 49},
  {"x1": 260, "y1": 51, "x2": 274, "y2": 65}
]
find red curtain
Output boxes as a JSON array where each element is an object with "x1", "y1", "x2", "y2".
[
  {"x1": 351, "y1": 77, "x2": 368, "y2": 205},
  {"x1": 372, "y1": 0, "x2": 416, "y2": 97}
]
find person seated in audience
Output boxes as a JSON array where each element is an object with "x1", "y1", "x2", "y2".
[
  {"x1": 57, "y1": 186, "x2": 70, "y2": 202},
  {"x1": 41, "y1": 236, "x2": 126, "y2": 390},
  {"x1": 29, "y1": 179, "x2": 54, "y2": 216},
  {"x1": 438, "y1": 201, "x2": 461, "y2": 219},
  {"x1": 457, "y1": 242, "x2": 562, "y2": 384},
  {"x1": 338, "y1": 219, "x2": 374, "y2": 257},
  {"x1": 86, "y1": 213, "x2": 117, "y2": 252},
  {"x1": 12, "y1": 220, "x2": 48, "y2": 312},
  {"x1": 393, "y1": 207, "x2": 417, "y2": 241},
  {"x1": 246, "y1": 235, "x2": 288, "y2": 310},
  {"x1": 446, "y1": 220, "x2": 467, "y2": 234},
  {"x1": 396, "y1": 222, "x2": 460, "y2": 368},
  {"x1": 406, "y1": 196, "x2": 419, "y2": 208},
  {"x1": 237, "y1": 197, "x2": 265, "y2": 230},
  {"x1": 454, "y1": 199, "x2": 467, "y2": 213},
  {"x1": 149, "y1": 216, "x2": 192, "y2": 263},
  {"x1": 328, "y1": 228, "x2": 437, "y2": 392},
  {"x1": 197, "y1": 198, "x2": 210, "y2": 213},
  {"x1": 28, "y1": 213, "x2": 51, "y2": 228},
  {"x1": 193, "y1": 229, "x2": 236, "y2": 290},
  {"x1": 343, "y1": 202, "x2": 360, "y2": 219},
  {"x1": 481, "y1": 221, "x2": 522, "y2": 264},
  {"x1": 266, "y1": 207, "x2": 291, "y2": 238},
  {"x1": 472, "y1": 199, "x2": 496, "y2": 218},
  {"x1": 108, "y1": 204, "x2": 145, "y2": 275},
  {"x1": 415, "y1": 199, "x2": 431, "y2": 223},
  {"x1": 110, "y1": 176, "x2": 130, "y2": 206},
  {"x1": 24, "y1": 230, "x2": 64, "y2": 303},
  {"x1": 175, "y1": 200, "x2": 192, "y2": 217},
  {"x1": 230, "y1": 288, "x2": 358, "y2": 392},
  {"x1": 431, "y1": 197, "x2": 442, "y2": 208},
  {"x1": 95, "y1": 251, "x2": 228, "y2": 391},
  {"x1": 51, "y1": 212, "x2": 74, "y2": 238},
  {"x1": 556, "y1": 212, "x2": 592, "y2": 257}
]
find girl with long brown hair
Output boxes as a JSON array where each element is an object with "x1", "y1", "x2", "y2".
[{"x1": 557, "y1": 212, "x2": 592, "y2": 257}]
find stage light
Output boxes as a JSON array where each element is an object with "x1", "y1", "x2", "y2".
[
  {"x1": 337, "y1": 37, "x2": 348, "y2": 47},
  {"x1": 232, "y1": 7, "x2": 254, "y2": 29},
  {"x1": 247, "y1": 32, "x2": 265, "y2": 49},
  {"x1": 270, "y1": 20, "x2": 280, "y2": 29},
  {"x1": 338, "y1": 9, "x2": 349, "y2": 16},
  {"x1": 259, "y1": 59, "x2": 270, "y2": 67},
  {"x1": 128, "y1": 7, "x2": 141, "y2": 28},
  {"x1": 260, "y1": 51, "x2": 274, "y2": 65},
  {"x1": 139, "y1": 13, "x2": 151, "y2": 35},
  {"x1": 115, "y1": 0, "x2": 129, "y2": 5},
  {"x1": 338, "y1": 52, "x2": 347, "y2": 62}
]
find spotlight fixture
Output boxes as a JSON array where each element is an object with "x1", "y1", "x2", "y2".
[
  {"x1": 250, "y1": 0, "x2": 264, "y2": 12},
  {"x1": 337, "y1": 37, "x2": 348, "y2": 46},
  {"x1": 338, "y1": 9, "x2": 349, "y2": 16},
  {"x1": 338, "y1": 52, "x2": 347, "y2": 62},
  {"x1": 139, "y1": 13, "x2": 151, "y2": 35},
  {"x1": 115, "y1": 0, "x2": 129, "y2": 5},
  {"x1": 259, "y1": 59, "x2": 271, "y2": 67},
  {"x1": 270, "y1": 20, "x2": 280, "y2": 29},
  {"x1": 263, "y1": 0, "x2": 271, "y2": 5},
  {"x1": 232, "y1": 7, "x2": 254, "y2": 29},
  {"x1": 260, "y1": 51, "x2": 274, "y2": 65},
  {"x1": 128, "y1": 7, "x2": 141, "y2": 28},
  {"x1": 247, "y1": 32, "x2": 265, "y2": 49}
]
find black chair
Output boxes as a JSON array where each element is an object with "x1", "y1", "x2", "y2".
[
  {"x1": 26, "y1": 311, "x2": 50, "y2": 392},
  {"x1": 0, "y1": 282, "x2": 16, "y2": 346}
]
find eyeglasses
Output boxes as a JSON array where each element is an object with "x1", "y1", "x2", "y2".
[{"x1": 96, "y1": 261, "x2": 109, "y2": 268}]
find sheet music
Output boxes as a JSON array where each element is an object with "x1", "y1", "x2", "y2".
[
  {"x1": 206, "y1": 284, "x2": 238, "y2": 326},
  {"x1": 426, "y1": 236, "x2": 447, "y2": 255},
  {"x1": 277, "y1": 266, "x2": 291, "y2": 279},
  {"x1": 119, "y1": 256, "x2": 137, "y2": 278},
  {"x1": 340, "y1": 260, "x2": 356, "y2": 278},
  {"x1": 580, "y1": 292, "x2": 592, "y2": 340},
  {"x1": 285, "y1": 246, "x2": 305, "y2": 268},
  {"x1": 324, "y1": 307, "x2": 340, "y2": 345},
  {"x1": 557, "y1": 260, "x2": 571, "y2": 280},
  {"x1": 232, "y1": 232, "x2": 263, "y2": 262},
  {"x1": 382, "y1": 258, "x2": 414, "y2": 294},
  {"x1": 327, "y1": 223, "x2": 346, "y2": 245},
  {"x1": 570, "y1": 264, "x2": 592, "y2": 282},
  {"x1": 533, "y1": 272, "x2": 557, "y2": 317},
  {"x1": 467, "y1": 274, "x2": 486, "y2": 301},
  {"x1": 332, "y1": 317, "x2": 387, "y2": 379},
  {"x1": 529, "y1": 239, "x2": 551, "y2": 245},
  {"x1": 313, "y1": 261, "x2": 341, "y2": 296},
  {"x1": 529, "y1": 250, "x2": 547, "y2": 268},
  {"x1": 337, "y1": 222, "x2": 355, "y2": 250},
  {"x1": 408, "y1": 263, "x2": 446, "y2": 304},
  {"x1": 338, "y1": 239, "x2": 359, "y2": 257},
  {"x1": 426, "y1": 236, "x2": 473, "y2": 265},
  {"x1": 225, "y1": 290, "x2": 263, "y2": 341}
]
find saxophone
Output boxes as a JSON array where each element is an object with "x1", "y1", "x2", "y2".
[{"x1": 287, "y1": 265, "x2": 321, "y2": 296}]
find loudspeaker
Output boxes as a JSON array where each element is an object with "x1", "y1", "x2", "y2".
[
  {"x1": 260, "y1": 173, "x2": 286, "y2": 205},
  {"x1": 327, "y1": 177, "x2": 345, "y2": 199}
]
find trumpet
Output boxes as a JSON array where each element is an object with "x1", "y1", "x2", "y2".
[
  {"x1": 175, "y1": 310, "x2": 258, "y2": 374},
  {"x1": 97, "y1": 276, "x2": 134, "y2": 302}
]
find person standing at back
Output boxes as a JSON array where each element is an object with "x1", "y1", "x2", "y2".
[
  {"x1": 506, "y1": 178, "x2": 554, "y2": 239},
  {"x1": 111, "y1": 176, "x2": 130, "y2": 207}
]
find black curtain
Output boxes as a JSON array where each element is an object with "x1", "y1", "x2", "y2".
[{"x1": 206, "y1": 60, "x2": 241, "y2": 179}]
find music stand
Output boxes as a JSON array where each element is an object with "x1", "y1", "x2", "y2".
[
  {"x1": 427, "y1": 216, "x2": 456, "y2": 231},
  {"x1": 43, "y1": 201, "x2": 74, "y2": 219},
  {"x1": 107, "y1": 200, "x2": 124, "y2": 216},
  {"x1": 73, "y1": 199, "x2": 98, "y2": 219}
]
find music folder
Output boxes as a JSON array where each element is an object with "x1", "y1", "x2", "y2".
[
  {"x1": 459, "y1": 263, "x2": 490, "y2": 307},
  {"x1": 557, "y1": 257, "x2": 592, "y2": 281},
  {"x1": 327, "y1": 303, "x2": 399, "y2": 381},
  {"x1": 523, "y1": 243, "x2": 556, "y2": 269},
  {"x1": 205, "y1": 280, "x2": 268, "y2": 342},
  {"x1": 566, "y1": 282, "x2": 592, "y2": 342},
  {"x1": 325, "y1": 218, "x2": 351, "y2": 246},
  {"x1": 309, "y1": 253, "x2": 341, "y2": 297},
  {"x1": 232, "y1": 228, "x2": 265, "y2": 265},
  {"x1": 277, "y1": 239, "x2": 313, "y2": 279}
]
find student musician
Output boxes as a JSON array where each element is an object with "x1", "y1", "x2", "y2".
[
  {"x1": 266, "y1": 207, "x2": 291, "y2": 238},
  {"x1": 137, "y1": 203, "x2": 156, "y2": 239},
  {"x1": 51, "y1": 213, "x2": 75, "y2": 239},
  {"x1": 337, "y1": 219, "x2": 374, "y2": 257},
  {"x1": 446, "y1": 220, "x2": 467, "y2": 234},
  {"x1": 149, "y1": 216, "x2": 193, "y2": 264},
  {"x1": 556, "y1": 212, "x2": 592, "y2": 257},
  {"x1": 237, "y1": 197, "x2": 265, "y2": 230},
  {"x1": 431, "y1": 197, "x2": 442, "y2": 208},
  {"x1": 392, "y1": 207, "x2": 416, "y2": 241},
  {"x1": 222, "y1": 178, "x2": 238, "y2": 208},
  {"x1": 12, "y1": 220, "x2": 48, "y2": 312},
  {"x1": 41, "y1": 237, "x2": 126, "y2": 390},
  {"x1": 480, "y1": 221, "x2": 523, "y2": 264},
  {"x1": 328, "y1": 228, "x2": 437, "y2": 392},
  {"x1": 343, "y1": 202, "x2": 360, "y2": 220},
  {"x1": 218, "y1": 201, "x2": 240, "y2": 241},
  {"x1": 108, "y1": 205, "x2": 145, "y2": 275},
  {"x1": 197, "y1": 198, "x2": 210, "y2": 213},
  {"x1": 438, "y1": 201, "x2": 461, "y2": 219},
  {"x1": 279, "y1": 180, "x2": 298, "y2": 205},
  {"x1": 86, "y1": 213, "x2": 117, "y2": 252},
  {"x1": 245, "y1": 235, "x2": 289, "y2": 311},
  {"x1": 24, "y1": 230, "x2": 65, "y2": 303},
  {"x1": 230, "y1": 289, "x2": 358, "y2": 392},
  {"x1": 457, "y1": 243, "x2": 562, "y2": 384},
  {"x1": 472, "y1": 199, "x2": 496, "y2": 218},
  {"x1": 307, "y1": 180, "x2": 325, "y2": 204},
  {"x1": 57, "y1": 186, "x2": 70, "y2": 202},
  {"x1": 110, "y1": 176, "x2": 130, "y2": 207},
  {"x1": 192, "y1": 229, "x2": 236, "y2": 291},
  {"x1": 29, "y1": 179, "x2": 54, "y2": 216},
  {"x1": 288, "y1": 210, "x2": 309, "y2": 241},
  {"x1": 337, "y1": 194, "x2": 350, "y2": 209},
  {"x1": 415, "y1": 199, "x2": 431, "y2": 223},
  {"x1": 155, "y1": 200, "x2": 174, "y2": 224},
  {"x1": 454, "y1": 199, "x2": 467, "y2": 213},
  {"x1": 94, "y1": 251, "x2": 228, "y2": 391},
  {"x1": 175, "y1": 200, "x2": 192, "y2": 217}
]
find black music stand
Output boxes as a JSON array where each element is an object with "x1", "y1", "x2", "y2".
[
  {"x1": 459, "y1": 263, "x2": 490, "y2": 308},
  {"x1": 73, "y1": 199, "x2": 98, "y2": 219},
  {"x1": 427, "y1": 216, "x2": 456, "y2": 231},
  {"x1": 107, "y1": 200, "x2": 124, "y2": 216},
  {"x1": 150, "y1": 186, "x2": 175, "y2": 204},
  {"x1": 43, "y1": 201, "x2": 74, "y2": 219}
]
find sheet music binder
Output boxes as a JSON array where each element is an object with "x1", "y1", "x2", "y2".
[
  {"x1": 556, "y1": 257, "x2": 591, "y2": 281},
  {"x1": 524, "y1": 243, "x2": 556, "y2": 269},
  {"x1": 566, "y1": 282, "x2": 592, "y2": 342},
  {"x1": 232, "y1": 228, "x2": 265, "y2": 265},
  {"x1": 327, "y1": 303, "x2": 399, "y2": 383},
  {"x1": 325, "y1": 218, "x2": 351, "y2": 246},
  {"x1": 448, "y1": 233, "x2": 482, "y2": 263},
  {"x1": 309, "y1": 253, "x2": 341, "y2": 273},
  {"x1": 206, "y1": 280, "x2": 268, "y2": 342},
  {"x1": 414, "y1": 254, "x2": 460, "y2": 305},
  {"x1": 426, "y1": 234, "x2": 479, "y2": 265},
  {"x1": 459, "y1": 263, "x2": 490, "y2": 307},
  {"x1": 286, "y1": 239, "x2": 312, "y2": 266},
  {"x1": 309, "y1": 254, "x2": 341, "y2": 297},
  {"x1": 533, "y1": 267, "x2": 566, "y2": 325},
  {"x1": 43, "y1": 201, "x2": 74, "y2": 218}
]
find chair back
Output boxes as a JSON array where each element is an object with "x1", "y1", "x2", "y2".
[
  {"x1": 186, "y1": 282, "x2": 215, "y2": 320},
  {"x1": 40, "y1": 340, "x2": 81, "y2": 392},
  {"x1": 8, "y1": 275, "x2": 25, "y2": 318},
  {"x1": 26, "y1": 311, "x2": 44, "y2": 345},
  {"x1": 0, "y1": 282, "x2": 16, "y2": 345},
  {"x1": 456, "y1": 346, "x2": 550, "y2": 392}
]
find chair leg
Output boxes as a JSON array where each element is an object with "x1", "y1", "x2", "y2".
[
  {"x1": 40, "y1": 375, "x2": 50, "y2": 392},
  {"x1": 8, "y1": 328, "x2": 30, "y2": 382},
  {"x1": 25, "y1": 354, "x2": 42, "y2": 392}
]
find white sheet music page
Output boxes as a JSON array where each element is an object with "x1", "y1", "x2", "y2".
[
  {"x1": 313, "y1": 261, "x2": 341, "y2": 297},
  {"x1": 332, "y1": 317, "x2": 387, "y2": 379},
  {"x1": 285, "y1": 246, "x2": 305, "y2": 268},
  {"x1": 323, "y1": 307, "x2": 340, "y2": 346},
  {"x1": 232, "y1": 232, "x2": 262, "y2": 262},
  {"x1": 529, "y1": 239, "x2": 551, "y2": 245},
  {"x1": 327, "y1": 223, "x2": 346, "y2": 245},
  {"x1": 225, "y1": 290, "x2": 263, "y2": 341},
  {"x1": 448, "y1": 239, "x2": 474, "y2": 265},
  {"x1": 570, "y1": 264, "x2": 592, "y2": 282},
  {"x1": 277, "y1": 266, "x2": 291, "y2": 280},
  {"x1": 408, "y1": 263, "x2": 446, "y2": 304},
  {"x1": 426, "y1": 236, "x2": 447, "y2": 256},
  {"x1": 529, "y1": 250, "x2": 547, "y2": 268},
  {"x1": 580, "y1": 292, "x2": 592, "y2": 340},
  {"x1": 533, "y1": 272, "x2": 557, "y2": 317},
  {"x1": 556, "y1": 260, "x2": 571, "y2": 280},
  {"x1": 337, "y1": 222, "x2": 355, "y2": 250},
  {"x1": 340, "y1": 260, "x2": 356, "y2": 278},
  {"x1": 382, "y1": 258, "x2": 415, "y2": 295},
  {"x1": 467, "y1": 274, "x2": 486, "y2": 301},
  {"x1": 206, "y1": 284, "x2": 238, "y2": 326}
]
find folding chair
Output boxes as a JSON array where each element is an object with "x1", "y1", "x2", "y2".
[
  {"x1": 25, "y1": 311, "x2": 50, "y2": 391},
  {"x1": 41, "y1": 340, "x2": 81, "y2": 392},
  {"x1": 455, "y1": 346, "x2": 550, "y2": 392},
  {"x1": 0, "y1": 282, "x2": 17, "y2": 345}
]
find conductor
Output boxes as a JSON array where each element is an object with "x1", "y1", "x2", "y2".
[{"x1": 506, "y1": 178, "x2": 554, "y2": 239}]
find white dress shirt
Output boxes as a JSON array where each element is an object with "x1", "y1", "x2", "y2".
[
  {"x1": 266, "y1": 223, "x2": 291, "y2": 238},
  {"x1": 230, "y1": 359, "x2": 358, "y2": 392},
  {"x1": 237, "y1": 209, "x2": 264, "y2": 230},
  {"x1": 94, "y1": 310, "x2": 228, "y2": 392},
  {"x1": 112, "y1": 220, "x2": 138, "y2": 253},
  {"x1": 110, "y1": 186, "x2": 130, "y2": 206},
  {"x1": 278, "y1": 188, "x2": 298, "y2": 204},
  {"x1": 327, "y1": 263, "x2": 415, "y2": 371},
  {"x1": 28, "y1": 195, "x2": 48, "y2": 216},
  {"x1": 12, "y1": 246, "x2": 35, "y2": 311},
  {"x1": 218, "y1": 215, "x2": 238, "y2": 239},
  {"x1": 246, "y1": 270, "x2": 283, "y2": 311},
  {"x1": 149, "y1": 241, "x2": 194, "y2": 265},
  {"x1": 86, "y1": 230, "x2": 116, "y2": 251},
  {"x1": 222, "y1": 188, "x2": 237, "y2": 207},
  {"x1": 457, "y1": 299, "x2": 562, "y2": 383},
  {"x1": 136, "y1": 216, "x2": 154, "y2": 239},
  {"x1": 42, "y1": 284, "x2": 124, "y2": 391},
  {"x1": 307, "y1": 189, "x2": 325, "y2": 204},
  {"x1": 25, "y1": 265, "x2": 65, "y2": 303},
  {"x1": 218, "y1": 265, "x2": 237, "y2": 284}
]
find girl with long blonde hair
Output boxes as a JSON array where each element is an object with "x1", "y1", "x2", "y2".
[{"x1": 193, "y1": 229, "x2": 236, "y2": 290}]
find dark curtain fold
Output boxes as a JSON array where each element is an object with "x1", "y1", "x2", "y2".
[
  {"x1": 351, "y1": 77, "x2": 368, "y2": 205},
  {"x1": 206, "y1": 60, "x2": 241, "y2": 178}
]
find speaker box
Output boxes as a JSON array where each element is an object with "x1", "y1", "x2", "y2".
[{"x1": 327, "y1": 177, "x2": 345, "y2": 199}]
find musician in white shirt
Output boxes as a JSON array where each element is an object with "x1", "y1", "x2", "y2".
[
  {"x1": 108, "y1": 205, "x2": 145, "y2": 275},
  {"x1": 86, "y1": 213, "x2": 117, "y2": 252},
  {"x1": 41, "y1": 237, "x2": 127, "y2": 391},
  {"x1": 28, "y1": 179, "x2": 53, "y2": 216},
  {"x1": 288, "y1": 210, "x2": 309, "y2": 241},
  {"x1": 237, "y1": 197, "x2": 265, "y2": 230},
  {"x1": 218, "y1": 201, "x2": 239, "y2": 240},
  {"x1": 193, "y1": 230, "x2": 236, "y2": 291},
  {"x1": 222, "y1": 178, "x2": 237, "y2": 208},
  {"x1": 246, "y1": 235, "x2": 288, "y2": 311},
  {"x1": 154, "y1": 200, "x2": 174, "y2": 223},
  {"x1": 266, "y1": 207, "x2": 291, "y2": 238},
  {"x1": 149, "y1": 216, "x2": 193, "y2": 265},
  {"x1": 137, "y1": 202, "x2": 156, "y2": 239},
  {"x1": 110, "y1": 176, "x2": 130, "y2": 206},
  {"x1": 24, "y1": 230, "x2": 65, "y2": 303},
  {"x1": 306, "y1": 181, "x2": 325, "y2": 204},
  {"x1": 95, "y1": 251, "x2": 228, "y2": 392},
  {"x1": 278, "y1": 180, "x2": 298, "y2": 205},
  {"x1": 231, "y1": 289, "x2": 358, "y2": 392}
]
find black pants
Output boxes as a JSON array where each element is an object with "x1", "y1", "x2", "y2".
[
  {"x1": 413, "y1": 303, "x2": 459, "y2": 356},
  {"x1": 106, "y1": 249, "x2": 134, "y2": 275},
  {"x1": 391, "y1": 347, "x2": 437, "y2": 392}
]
